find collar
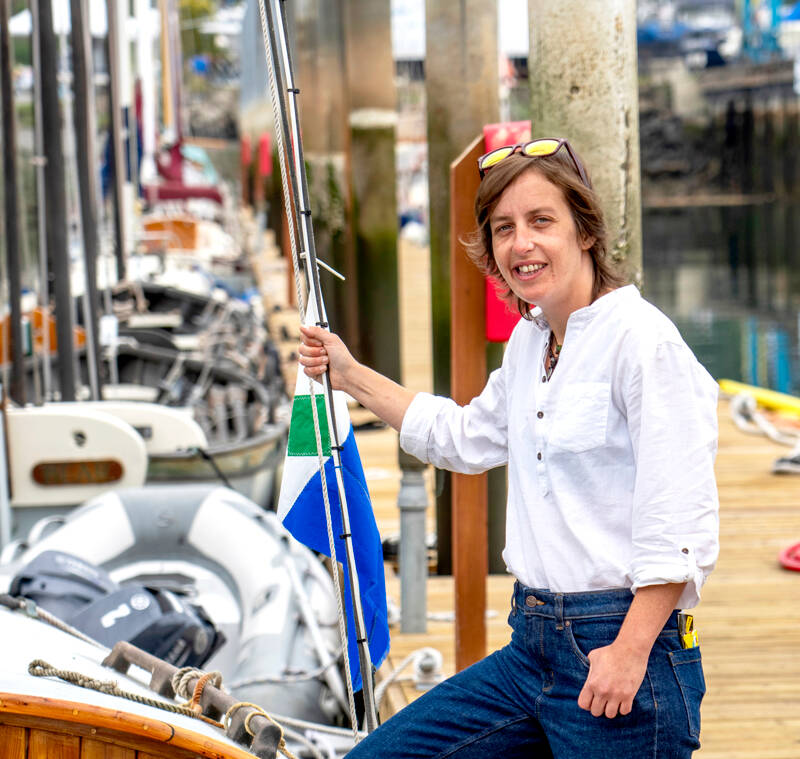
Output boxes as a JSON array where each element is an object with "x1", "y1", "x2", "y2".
[{"x1": 528, "y1": 284, "x2": 640, "y2": 335}]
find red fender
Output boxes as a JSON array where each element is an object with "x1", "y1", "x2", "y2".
[{"x1": 779, "y1": 542, "x2": 800, "y2": 571}]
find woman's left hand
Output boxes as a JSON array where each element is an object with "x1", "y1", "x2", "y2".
[{"x1": 577, "y1": 642, "x2": 649, "y2": 718}]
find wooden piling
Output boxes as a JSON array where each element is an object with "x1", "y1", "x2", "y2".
[
  {"x1": 344, "y1": 0, "x2": 401, "y2": 382},
  {"x1": 528, "y1": 0, "x2": 642, "y2": 282},
  {"x1": 294, "y1": 0, "x2": 360, "y2": 354},
  {"x1": 425, "y1": 0, "x2": 499, "y2": 576}
]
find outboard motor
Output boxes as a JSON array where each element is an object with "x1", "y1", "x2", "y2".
[{"x1": 10, "y1": 550, "x2": 225, "y2": 667}]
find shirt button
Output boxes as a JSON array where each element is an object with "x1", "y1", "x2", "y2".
[
  {"x1": 542, "y1": 375, "x2": 546, "y2": 382},
  {"x1": 537, "y1": 452, "x2": 542, "y2": 460},
  {"x1": 681, "y1": 547, "x2": 689, "y2": 554},
  {"x1": 537, "y1": 411, "x2": 544, "y2": 419}
]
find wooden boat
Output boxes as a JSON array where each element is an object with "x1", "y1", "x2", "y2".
[
  {"x1": 0, "y1": 484, "x2": 356, "y2": 758},
  {"x1": 0, "y1": 639, "x2": 259, "y2": 759}
]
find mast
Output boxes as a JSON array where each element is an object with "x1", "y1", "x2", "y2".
[
  {"x1": 159, "y1": 0, "x2": 173, "y2": 135},
  {"x1": 105, "y1": 0, "x2": 128, "y2": 280},
  {"x1": 38, "y1": 0, "x2": 77, "y2": 401},
  {"x1": 70, "y1": 0, "x2": 103, "y2": 400},
  {"x1": 136, "y1": 0, "x2": 157, "y2": 188},
  {"x1": 0, "y1": 0, "x2": 26, "y2": 404},
  {"x1": 30, "y1": 0, "x2": 52, "y2": 401},
  {"x1": 259, "y1": 0, "x2": 379, "y2": 732},
  {"x1": 167, "y1": 0, "x2": 184, "y2": 143}
]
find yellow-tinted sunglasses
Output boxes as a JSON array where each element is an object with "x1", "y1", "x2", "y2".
[{"x1": 477, "y1": 137, "x2": 591, "y2": 188}]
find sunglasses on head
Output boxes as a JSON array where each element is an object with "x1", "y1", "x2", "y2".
[{"x1": 477, "y1": 137, "x2": 591, "y2": 188}]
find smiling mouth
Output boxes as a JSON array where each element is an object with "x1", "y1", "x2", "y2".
[{"x1": 515, "y1": 263, "x2": 546, "y2": 276}]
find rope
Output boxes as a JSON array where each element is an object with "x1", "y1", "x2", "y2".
[
  {"x1": 256, "y1": 0, "x2": 359, "y2": 737},
  {"x1": 258, "y1": 712, "x2": 367, "y2": 741},
  {"x1": 171, "y1": 668, "x2": 324, "y2": 757},
  {"x1": 192, "y1": 446, "x2": 233, "y2": 489},
  {"x1": 171, "y1": 666, "x2": 224, "y2": 713},
  {"x1": 730, "y1": 392, "x2": 800, "y2": 446},
  {"x1": 373, "y1": 651, "x2": 418, "y2": 712},
  {"x1": 307, "y1": 364, "x2": 359, "y2": 736},
  {"x1": 226, "y1": 654, "x2": 342, "y2": 688},
  {"x1": 28, "y1": 659, "x2": 222, "y2": 728},
  {"x1": 255, "y1": 0, "x2": 305, "y2": 316},
  {"x1": 279, "y1": 724, "x2": 325, "y2": 759},
  {"x1": 225, "y1": 701, "x2": 297, "y2": 759},
  {"x1": 373, "y1": 647, "x2": 443, "y2": 712},
  {"x1": 1, "y1": 594, "x2": 105, "y2": 649}
]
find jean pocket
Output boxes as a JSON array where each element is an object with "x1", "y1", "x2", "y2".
[
  {"x1": 564, "y1": 617, "x2": 622, "y2": 669},
  {"x1": 565, "y1": 624, "x2": 591, "y2": 668},
  {"x1": 668, "y1": 648, "x2": 706, "y2": 740}
]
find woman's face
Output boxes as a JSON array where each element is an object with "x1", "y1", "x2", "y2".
[{"x1": 488, "y1": 168, "x2": 595, "y2": 319}]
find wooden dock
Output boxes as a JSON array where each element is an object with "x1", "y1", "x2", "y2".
[{"x1": 250, "y1": 220, "x2": 800, "y2": 757}]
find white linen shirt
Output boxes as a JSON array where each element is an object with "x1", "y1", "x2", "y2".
[{"x1": 400, "y1": 285, "x2": 719, "y2": 609}]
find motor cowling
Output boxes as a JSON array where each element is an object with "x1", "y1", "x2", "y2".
[{"x1": 10, "y1": 550, "x2": 225, "y2": 667}]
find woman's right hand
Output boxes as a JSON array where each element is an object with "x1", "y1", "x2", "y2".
[
  {"x1": 298, "y1": 325, "x2": 358, "y2": 392},
  {"x1": 299, "y1": 325, "x2": 415, "y2": 432}
]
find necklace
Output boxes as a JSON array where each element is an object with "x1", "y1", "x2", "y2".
[{"x1": 545, "y1": 332, "x2": 561, "y2": 381}]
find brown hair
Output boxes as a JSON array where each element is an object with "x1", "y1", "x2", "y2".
[{"x1": 464, "y1": 149, "x2": 627, "y2": 318}]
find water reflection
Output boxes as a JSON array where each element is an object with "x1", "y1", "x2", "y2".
[{"x1": 643, "y1": 201, "x2": 800, "y2": 394}]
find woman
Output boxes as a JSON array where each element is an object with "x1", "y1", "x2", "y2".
[{"x1": 299, "y1": 139, "x2": 719, "y2": 758}]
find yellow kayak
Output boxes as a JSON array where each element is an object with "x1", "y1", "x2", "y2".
[{"x1": 718, "y1": 379, "x2": 800, "y2": 418}]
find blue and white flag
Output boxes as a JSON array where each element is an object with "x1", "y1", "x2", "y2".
[{"x1": 276, "y1": 330, "x2": 389, "y2": 691}]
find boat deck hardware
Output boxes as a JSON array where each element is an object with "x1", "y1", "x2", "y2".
[{"x1": 103, "y1": 640, "x2": 284, "y2": 759}]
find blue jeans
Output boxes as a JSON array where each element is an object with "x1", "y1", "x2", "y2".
[{"x1": 348, "y1": 583, "x2": 705, "y2": 758}]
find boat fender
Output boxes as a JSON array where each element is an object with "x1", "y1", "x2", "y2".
[{"x1": 779, "y1": 542, "x2": 800, "y2": 572}]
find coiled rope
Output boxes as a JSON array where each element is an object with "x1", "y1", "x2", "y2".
[
  {"x1": 225, "y1": 701, "x2": 300, "y2": 759},
  {"x1": 728, "y1": 392, "x2": 800, "y2": 473},
  {"x1": 729, "y1": 392, "x2": 799, "y2": 446}
]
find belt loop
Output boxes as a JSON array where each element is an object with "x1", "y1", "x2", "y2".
[{"x1": 555, "y1": 594, "x2": 564, "y2": 630}]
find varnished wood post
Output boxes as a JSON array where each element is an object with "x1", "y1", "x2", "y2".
[{"x1": 450, "y1": 134, "x2": 487, "y2": 671}]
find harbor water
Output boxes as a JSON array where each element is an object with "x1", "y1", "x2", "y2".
[{"x1": 643, "y1": 199, "x2": 800, "y2": 395}]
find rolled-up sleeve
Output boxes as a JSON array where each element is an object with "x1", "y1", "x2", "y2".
[
  {"x1": 399, "y1": 367, "x2": 509, "y2": 474},
  {"x1": 624, "y1": 340, "x2": 720, "y2": 608}
]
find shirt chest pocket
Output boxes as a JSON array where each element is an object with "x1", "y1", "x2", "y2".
[{"x1": 548, "y1": 381, "x2": 610, "y2": 453}]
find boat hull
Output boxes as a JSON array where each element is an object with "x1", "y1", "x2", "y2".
[
  {"x1": 0, "y1": 692, "x2": 256, "y2": 759},
  {"x1": 146, "y1": 426, "x2": 286, "y2": 510}
]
